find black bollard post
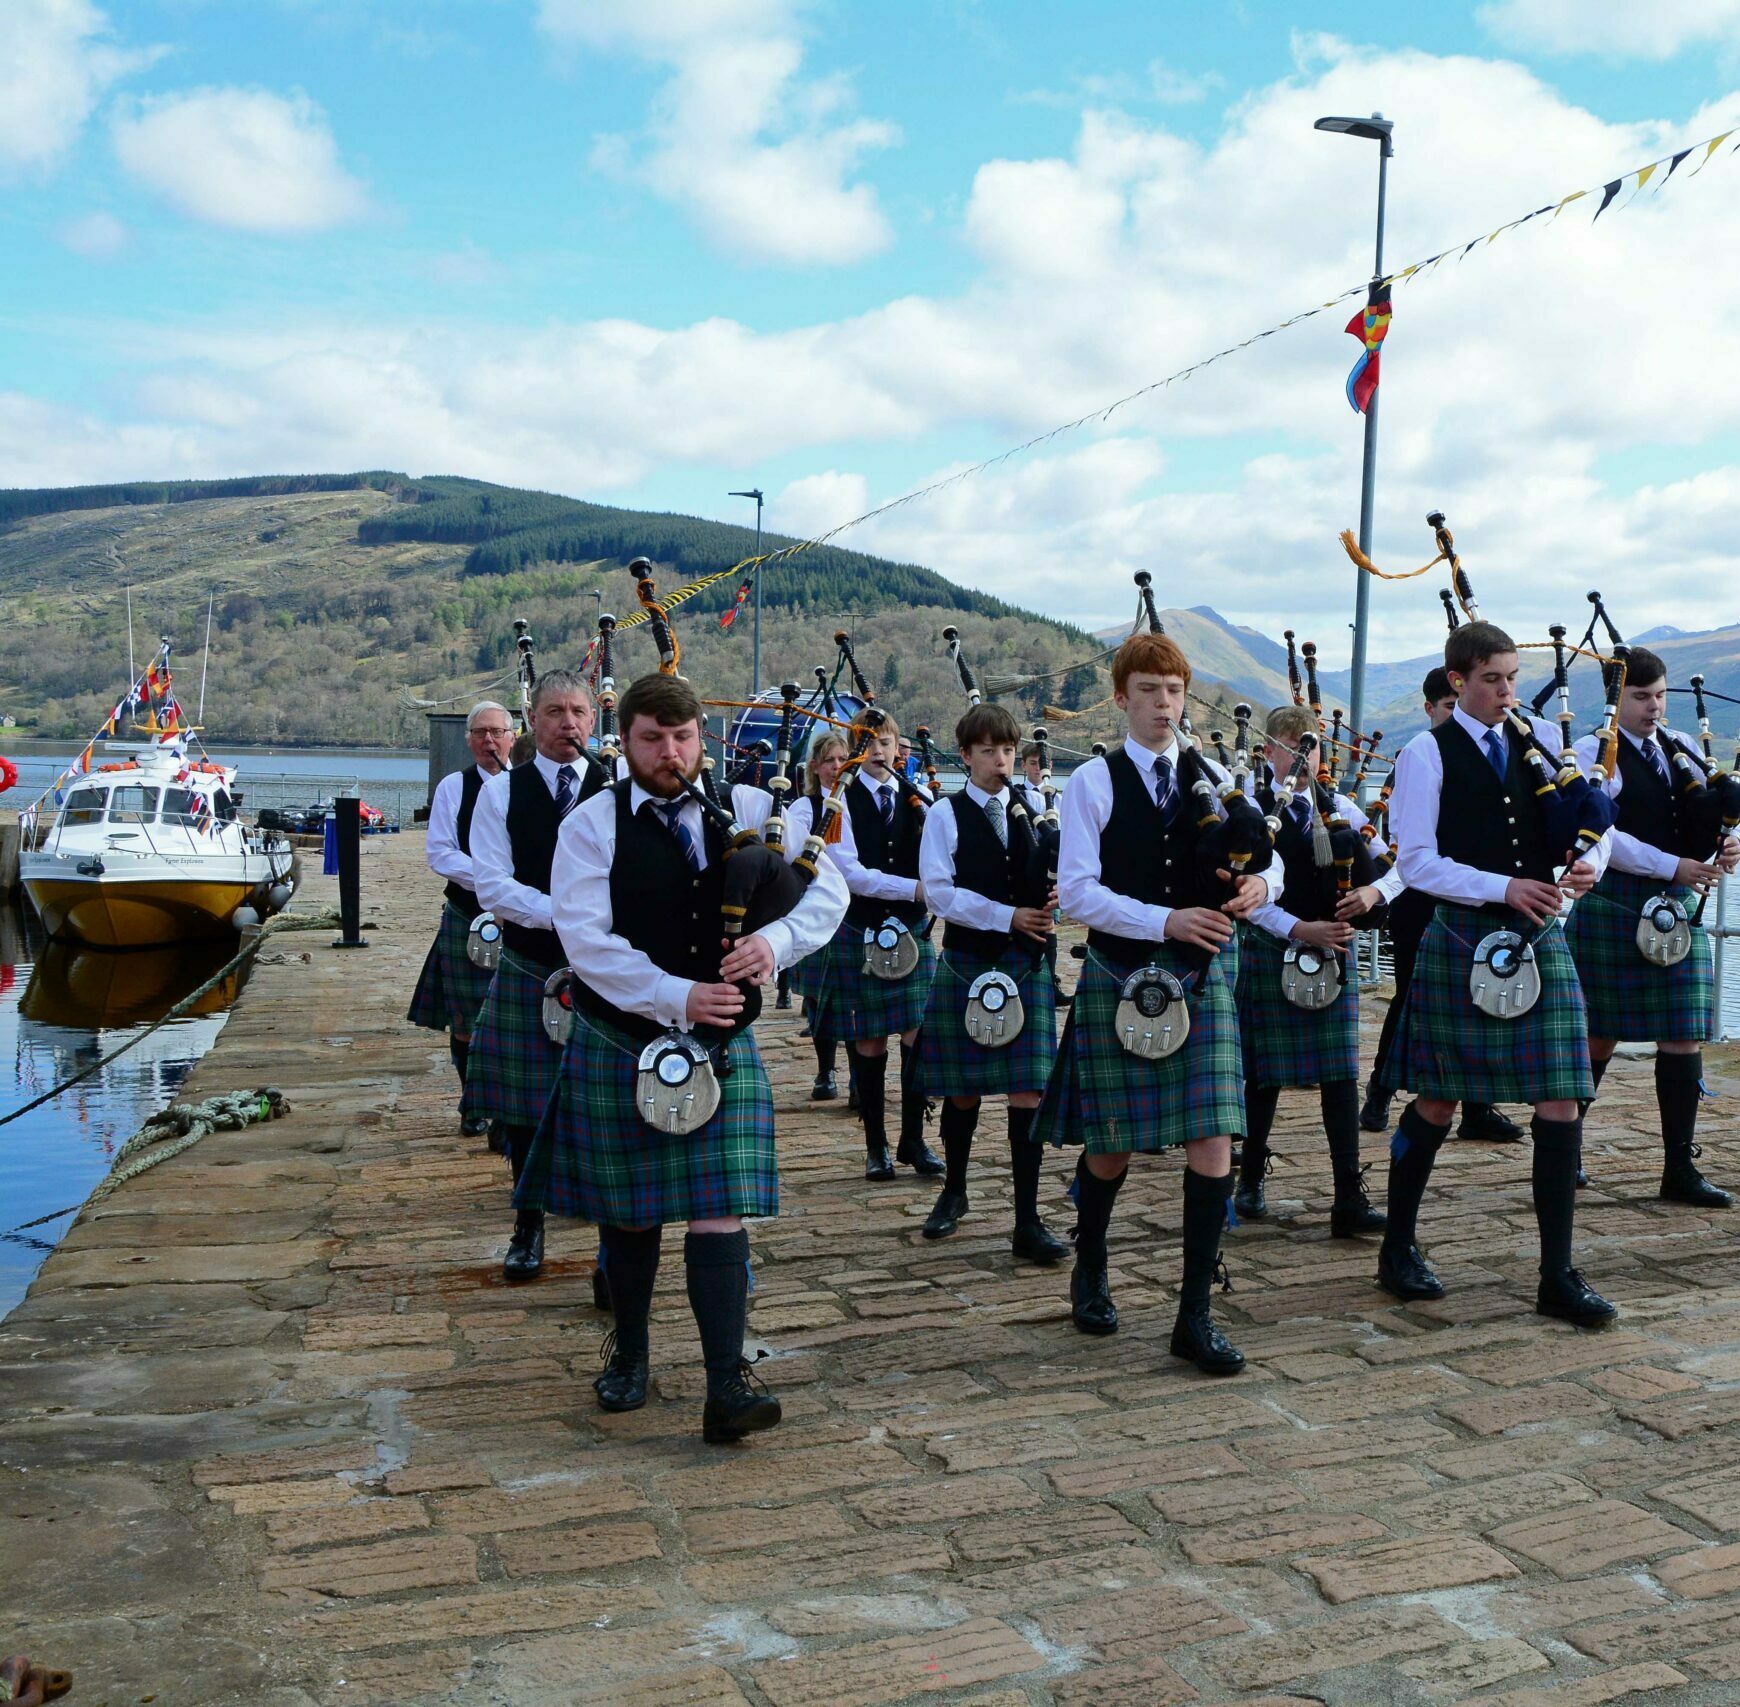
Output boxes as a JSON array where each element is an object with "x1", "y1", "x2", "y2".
[{"x1": 331, "y1": 795, "x2": 367, "y2": 950}]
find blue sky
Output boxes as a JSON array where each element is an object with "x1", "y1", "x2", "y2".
[{"x1": 8, "y1": 0, "x2": 1740, "y2": 657}]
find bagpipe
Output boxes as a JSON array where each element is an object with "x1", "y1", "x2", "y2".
[
  {"x1": 1133, "y1": 571, "x2": 1195, "y2": 739},
  {"x1": 512, "y1": 618, "x2": 537, "y2": 734}
]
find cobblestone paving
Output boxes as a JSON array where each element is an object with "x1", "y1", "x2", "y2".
[{"x1": 6, "y1": 834, "x2": 1740, "y2": 1704}]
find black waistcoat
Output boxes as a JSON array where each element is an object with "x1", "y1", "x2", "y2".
[
  {"x1": 844, "y1": 774, "x2": 926, "y2": 929},
  {"x1": 944, "y1": 791, "x2": 1042, "y2": 962},
  {"x1": 500, "y1": 757, "x2": 606, "y2": 965},
  {"x1": 572, "y1": 782, "x2": 727, "y2": 1045},
  {"x1": 1429, "y1": 719, "x2": 1557, "y2": 901},
  {"x1": 443, "y1": 765, "x2": 488, "y2": 918},
  {"x1": 1089, "y1": 748, "x2": 1211, "y2": 964},
  {"x1": 1257, "y1": 788, "x2": 1334, "y2": 924},
  {"x1": 1614, "y1": 734, "x2": 1700, "y2": 859}
]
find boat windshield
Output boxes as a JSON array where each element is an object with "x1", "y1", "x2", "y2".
[
  {"x1": 108, "y1": 784, "x2": 161, "y2": 824},
  {"x1": 161, "y1": 786, "x2": 201, "y2": 825},
  {"x1": 60, "y1": 786, "x2": 107, "y2": 826}
]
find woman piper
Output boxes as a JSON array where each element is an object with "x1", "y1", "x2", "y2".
[
  {"x1": 1035, "y1": 631, "x2": 1273, "y2": 1373},
  {"x1": 785, "y1": 730, "x2": 851, "y2": 1102}
]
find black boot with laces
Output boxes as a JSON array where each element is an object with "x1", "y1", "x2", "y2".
[
  {"x1": 702, "y1": 1356, "x2": 782, "y2": 1444},
  {"x1": 593, "y1": 1330, "x2": 649, "y2": 1412},
  {"x1": 1330, "y1": 1164, "x2": 1387, "y2": 1238}
]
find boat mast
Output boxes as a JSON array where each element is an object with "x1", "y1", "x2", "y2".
[{"x1": 198, "y1": 591, "x2": 214, "y2": 725}]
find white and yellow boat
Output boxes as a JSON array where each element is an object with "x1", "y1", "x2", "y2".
[{"x1": 18, "y1": 640, "x2": 297, "y2": 949}]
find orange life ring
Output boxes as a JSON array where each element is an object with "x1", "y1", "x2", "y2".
[{"x1": 0, "y1": 755, "x2": 16, "y2": 794}]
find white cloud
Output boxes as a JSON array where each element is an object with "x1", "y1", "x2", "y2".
[
  {"x1": 56, "y1": 209, "x2": 129, "y2": 258},
  {"x1": 1479, "y1": 0, "x2": 1740, "y2": 58},
  {"x1": 0, "y1": 0, "x2": 157, "y2": 173},
  {"x1": 773, "y1": 470, "x2": 869, "y2": 541},
  {"x1": 538, "y1": 0, "x2": 897, "y2": 264},
  {"x1": 112, "y1": 87, "x2": 369, "y2": 234},
  {"x1": 1148, "y1": 58, "x2": 1222, "y2": 104}
]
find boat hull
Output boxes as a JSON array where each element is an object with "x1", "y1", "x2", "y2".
[{"x1": 23, "y1": 874, "x2": 260, "y2": 948}]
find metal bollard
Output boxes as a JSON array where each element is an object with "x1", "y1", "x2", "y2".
[{"x1": 331, "y1": 795, "x2": 367, "y2": 950}]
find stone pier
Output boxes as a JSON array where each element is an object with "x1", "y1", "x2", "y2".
[{"x1": 5, "y1": 833, "x2": 1740, "y2": 1705}]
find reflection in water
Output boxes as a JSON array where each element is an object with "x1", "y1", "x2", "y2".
[{"x1": 0, "y1": 904, "x2": 248, "y2": 1318}]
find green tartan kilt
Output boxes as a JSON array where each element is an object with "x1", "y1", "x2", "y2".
[
  {"x1": 1381, "y1": 904, "x2": 1593, "y2": 1104},
  {"x1": 790, "y1": 941, "x2": 831, "y2": 1005},
  {"x1": 515, "y1": 1010, "x2": 777, "y2": 1227},
  {"x1": 1235, "y1": 925, "x2": 1360, "y2": 1088},
  {"x1": 405, "y1": 900, "x2": 493, "y2": 1036},
  {"x1": 1033, "y1": 943, "x2": 1246, "y2": 1154},
  {"x1": 1565, "y1": 870, "x2": 1713, "y2": 1043},
  {"x1": 808, "y1": 917, "x2": 936, "y2": 1040},
  {"x1": 918, "y1": 945, "x2": 1059, "y2": 1097},
  {"x1": 461, "y1": 948, "x2": 564, "y2": 1128}
]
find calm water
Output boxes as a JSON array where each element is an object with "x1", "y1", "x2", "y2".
[{"x1": 0, "y1": 904, "x2": 249, "y2": 1316}]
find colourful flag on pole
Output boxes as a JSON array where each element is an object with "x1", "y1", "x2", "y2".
[
  {"x1": 1343, "y1": 282, "x2": 1392, "y2": 414},
  {"x1": 719, "y1": 576, "x2": 754, "y2": 630}
]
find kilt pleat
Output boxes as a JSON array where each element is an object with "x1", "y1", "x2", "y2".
[
  {"x1": 405, "y1": 900, "x2": 493, "y2": 1036},
  {"x1": 1034, "y1": 943, "x2": 1246, "y2": 1154},
  {"x1": 516, "y1": 1011, "x2": 777, "y2": 1226},
  {"x1": 1565, "y1": 870, "x2": 1713, "y2": 1043},
  {"x1": 808, "y1": 917, "x2": 936, "y2": 1040},
  {"x1": 1381, "y1": 904, "x2": 1592, "y2": 1104},
  {"x1": 918, "y1": 946, "x2": 1059, "y2": 1097},
  {"x1": 1235, "y1": 926, "x2": 1360, "y2": 1088},
  {"x1": 461, "y1": 948, "x2": 564, "y2": 1128}
]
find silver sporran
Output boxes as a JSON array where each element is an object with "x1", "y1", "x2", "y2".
[
  {"x1": 635, "y1": 1031, "x2": 722, "y2": 1136},
  {"x1": 1470, "y1": 929, "x2": 1542, "y2": 1020},
  {"x1": 467, "y1": 911, "x2": 502, "y2": 970},
  {"x1": 1281, "y1": 941, "x2": 1343, "y2": 1011},
  {"x1": 964, "y1": 969, "x2": 1025, "y2": 1048},
  {"x1": 1115, "y1": 966, "x2": 1190, "y2": 1059},
  {"x1": 541, "y1": 967, "x2": 577, "y2": 1045},
  {"x1": 864, "y1": 915, "x2": 920, "y2": 981},
  {"x1": 1637, "y1": 893, "x2": 1693, "y2": 967}
]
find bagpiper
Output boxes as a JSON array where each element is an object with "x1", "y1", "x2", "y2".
[{"x1": 785, "y1": 729, "x2": 851, "y2": 1103}]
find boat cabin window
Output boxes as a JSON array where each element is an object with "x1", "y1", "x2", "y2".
[
  {"x1": 161, "y1": 787, "x2": 201, "y2": 825},
  {"x1": 214, "y1": 790, "x2": 237, "y2": 822},
  {"x1": 107, "y1": 784, "x2": 161, "y2": 824},
  {"x1": 60, "y1": 786, "x2": 107, "y2": 826}
]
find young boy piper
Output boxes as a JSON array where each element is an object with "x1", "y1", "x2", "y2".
[
  {"x1": 1567, "y1": 646, "x2": 1738, "y2": 1205},
  {"x1": 814, "y1": 710, "x2": 946, "y2": 1182},
  {"x1": 1378, "y1": 621, "x2": 1616, "y2": 1324},
  {"x1": 519, "y1": 675, "x2": 848, "y2": 1442},
  {"x1": 915, "y1": 702, "x2": 1070, "y2": 1262},
  {"x1": 1233, "y1": 705, "x2": 1399, "y2": 1234},
  {"x1": 1035, "y1": 632, "x2": 1273, "y2": 1373}
]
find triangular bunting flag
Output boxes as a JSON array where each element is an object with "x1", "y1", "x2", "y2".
[
  {"x1": 1552, "y1": 189, "x2": 1588, "y2": 218},
  {"x1": 1666, "y1": 147, "x2": 1692, "y2": 179},
  {"x1": 1693, "y1": 130, "x2": 1734, "y2": 172},
  {"x1": 1593, "y1": 177, "x2": 1623, "y2": 218},
  {"x1": 1634, "y1": 162, "x2": 1657, "y2": 192}
]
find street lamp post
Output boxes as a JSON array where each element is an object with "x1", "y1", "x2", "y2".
[
  {"x1": 1314, "y1": 111, "x2": 1394, "y2": 777},
  {"x1": 730, "y1": 488, "x2": 765, "y2": 697}
]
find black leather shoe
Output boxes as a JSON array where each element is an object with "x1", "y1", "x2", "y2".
[
  {"x1": 461, "y1": 1113, "x2": 489, "y2": 1138},
  {"x1": 1169, "y1": 1307, "x2": 1245, "y2": 1375},
  {"x1": 1011, "y1": 1219, "x2": 1070, "y2": 1265},
  {"x1": 922, "y1": 1189, "x2": 968, "y2": 1239},
  {"x1": 810, "y1": 1073, "x2": 839, "y2": 1102},
  {"x1": 1330, "y1": 1182, "x2": 1386, "y2": 1239},
  {"x1": 864, "y1": 1142, "x2": 895, "y2": 1182},
  {"x1": 1537, "y1": 1266, "x2": 1619, "y2": 1327},
  {"x1": 1377, "y1": 1241, "x2": 1445, "y2": 1301},
  {"x1": 1233, "y1": 1176, "x2": 1267, "y2": 1220},
  {"x1": 1576, "y1": 1150, "x2": 1589, "y2": 1189},
  {"x1": 594, "y1": 1332, "x2": 649, "y2": 1412},
  {"x1": 1359, "y1": 1079, "x2": 1392, "y2": 1134},
  {"x1": 1070, "y1": 1258, "x2": 1118, "y2": 1335},
  {"x1": 1458, "y1": 1104, "x2": 1524, "y2": 1142},
  {"x1": 1662, "y1": 1148, "x2": 1732, "y2": 1208},
  {"x1": 896, "y1": 1137, "x2": 946, "y2": 1177},
  {"x1": 502, "y1": 1211, "x2": 544, "y2": 1282},
  {"x1": 591, "y1": 1262, "x2": 611, "y2": 1313},
  {"x1": 702, "y1": 1358, "x2": 782, "y2": 1444},
  {"x1": 775, "y1": 989, "x2": 792, "y2": 1010}
]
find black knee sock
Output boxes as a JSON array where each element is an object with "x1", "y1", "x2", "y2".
[
  {"x1": 1321, "y1": 1080, "x2": 1363, "y2": 1197},
  {"x1": 940, "y1": 1099, "x2": 979, "y2": 1194},
  {"x1": 899, "y1": 1041, "x2": 927, "y2": 1149},
  {"x1": 1658, "y1": 1051, "x2": 1704, "y2": 1160},
  {"x1": 503, "y1": 1124, "x2": 535, "y2": 1185},
  {"x1": 1590, "y1": 1054, "x2": 1612, "y2": 1097},
  {"x1": 1242, "y1": 1084, "x2": 1281, "y2": 1186},
  {"x1": 1180, "y1": 1168, "x2": 1235, "y2": 1313},
  {"x1": 448, "y1": 1034, "x2": 469, "y2": 1087},
  {"x1": 1008, "y1": 1106, "x2": 1041, "y2": 1223},
  {"x1": 812, "y1": 1034, "x2": 837, "y2": 1079},
  {"x1": 1072, "y1": 1154, "x2": 1126, "y2": 1267},
  {"x1": 1383, "y1": 1101, "x2": 1450, "y2": 1252},
  {"x1": 1531, "y1": 1113, "x2": 1581, "y2": 1276},
  {"x1": 600, "y1": 1223, "x2": 662, "y2": 1357},
  {"x1": 684, "y1": 1228, "x2": 750, "y2": 1394},
  {"x1": 856, "y1": 1050, "x2": 888, "y2": 1150}
]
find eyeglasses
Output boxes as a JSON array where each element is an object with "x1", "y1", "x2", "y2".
[{"x1": 472, "y1": 726, "x2": 513, "y2": 738}]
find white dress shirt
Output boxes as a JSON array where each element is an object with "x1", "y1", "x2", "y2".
[
  {"x1": 782, "y1": 793, "x2": 815, "y2": 863},
  {"x1": 1057, "y1": 735, "x2": 1277, "y2": 947},
  {"x1": 426, "y1": 766, "x2": 494, "y2": 891},
  {"x1": 1391, "y1": 704, "x2": 1609, "y2": 906},
  {"x1": 551, "y1": 776, "x2": 849, "y2": 1031},
  {"x1": 1247, "y1": 791, "x2": 1404, "y2": 940},
  {"x1": 471, "y1": 752, "x2": 596, "y2": 930},
  {"x1": 918, "y1": 782, "x2": 1019, "y2": 935},
  {"x1": 826, "y1": 770, "x2": 921, "y2": 904},
  {"x1": 1573, "y1": 724, "x2": 1724, "y2": 882}
]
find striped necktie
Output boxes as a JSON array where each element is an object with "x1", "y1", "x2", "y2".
[
  {"x1": 1645, "y1": 738, "x2": 1670, "y2": 785},
  {"x1": 984, "y1": 795, "x2": 1007, "y2": 847},
  {"x1": 554, "y1": 764, "x2": 577, "y2": 818},
  {"x1": 655, "y1": 798, "x2": 700, "y2": 871},
  {"x1": 1153, "y1": 756, "x2": 1178, "y2": 823}
]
